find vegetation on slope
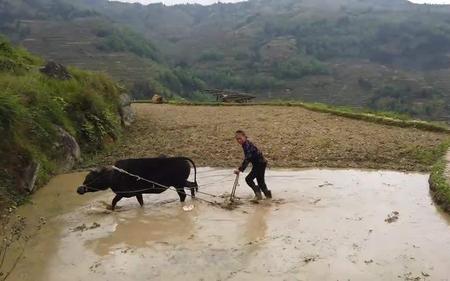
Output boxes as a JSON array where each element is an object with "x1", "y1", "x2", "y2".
[
  {"x1": 2, "y1": 0, "x2": 450, "y2": 120},
  {"x1": 0, "y1": 0, "x2": 210, "y2": 102},
  {"x1": 95, "y1": 26, "x2": 160, "y2": 62},
  {"x1": 0, "y1": 37, "x2": 123, "y2": 206},
  {"x1": 429, "y1": 141, "x2": 450, "y2": 213},
  {"x1": 73, "y1": 0, "x2": 450, "y2": 120}
]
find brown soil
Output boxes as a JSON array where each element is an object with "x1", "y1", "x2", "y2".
[{"x1": 98, "y1": 104, "x2": 447, "y2": 171}]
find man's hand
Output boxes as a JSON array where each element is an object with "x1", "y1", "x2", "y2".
[{"x1": 234, "y1": 169, "x2": 241, "y2": 175}]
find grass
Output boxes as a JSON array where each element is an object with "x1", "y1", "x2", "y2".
[
  {"x1": 429, "y1": 140, "x2": 450, "y2": 213},
  {"x1": 133, "y1": 100, "x2": 450, "y2": 133},
  {"x1": 0, "y1": 37, "x2": 124, "y2": 210},
  {"x1": 295, "y1": 102, "x2": 450, "y2": 133},
  {"x1": 0, "y1": 36, "x2": 43, "y2": 74}
]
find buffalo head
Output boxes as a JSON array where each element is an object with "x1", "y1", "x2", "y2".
[{"x1": 77, "y1": 166, "x2": 113, "y2": 195}]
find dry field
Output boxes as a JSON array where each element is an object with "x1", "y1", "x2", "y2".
[{"x1": 98, "y1": 104, "x2": 448, "y2": 171}]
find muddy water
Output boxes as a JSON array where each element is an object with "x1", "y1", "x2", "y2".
[{"x1": 7, "y1": 169, "x2": 450, "y2": 281}]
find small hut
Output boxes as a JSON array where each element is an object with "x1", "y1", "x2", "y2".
[{"x1": 203, "y1": 89, "x2": 256, "y2": 103}]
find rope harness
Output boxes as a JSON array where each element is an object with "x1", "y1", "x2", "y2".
[{"x1": 81, "y1": 166, "x2": 220, "y2": 205}]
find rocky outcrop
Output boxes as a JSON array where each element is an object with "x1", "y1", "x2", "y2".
[
  {"x1": 17, "y1": 160, "x2": 40, "y2": 193},
  {"x1": 39, "y1": 61, "x2": 72, "y2": 80},
  {"x1": 54, "y1": 127, "x2": 81, "y2": 172},
  {"x1": 14, "y1": 127, "x2": 81, "y2": 193},
  {"x1": 119, "y1": 94, "x2": 136, "y2": 127}
]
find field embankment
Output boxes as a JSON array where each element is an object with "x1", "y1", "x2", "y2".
[
  {"x1": 429, "y1": 146, "x2": 450, "y2": 213},
  {"x1": 97, "y1": 103, "x2": 448, "y2": 172}
]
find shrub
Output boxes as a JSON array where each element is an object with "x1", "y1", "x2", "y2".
[
  {"x1": 95, "y1": 27, "x2": 160, "y2": 61},
  {"x1": 198, "y1": 50, "x2": 225, "y2": 62},
  {"x1": 369, "y1": 85, "x2": 447, "y2": 120},
  {"x1": 271, "y1": 55, "x2": 329, "y2": 79}
]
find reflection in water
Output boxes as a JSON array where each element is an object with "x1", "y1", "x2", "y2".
[
  {"x1": 86, "y1": 208, "x2": 195, "y2": 256},
  {"x1": 239, "y1": 203, "x2": 270, "y2": 269},
  {"x1": 243, "y1": 205, "x2": 270, "y2": 243}
]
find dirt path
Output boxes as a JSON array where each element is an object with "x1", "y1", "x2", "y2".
[
  {"x1": 7, "y1": 169, "x2": 450, "y2": 281},
  {"x1": 98, "y1": 104, "x2": 447, "y2": 171}
]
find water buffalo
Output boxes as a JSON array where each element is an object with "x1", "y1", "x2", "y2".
[{"x1": 77, "y1": 157, "x2": 198, "y2": 210}]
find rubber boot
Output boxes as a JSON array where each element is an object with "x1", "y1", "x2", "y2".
[
  {"x1": 259, "y1": 184, "x2": 272, "y2": 199},
  {"x1": 250, "y1": 186, "x2": 263, "y2": 202},
  {"x1": 263, "y1": 190, "x2": 272, "y2": 199},
  {"x1": 250, "y1": 191, "x2": 263, "y2": 203}
]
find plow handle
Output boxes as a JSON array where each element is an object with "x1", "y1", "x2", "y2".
[{"x1": 230, "y1": 173, "x2": 240, "y2": 201}]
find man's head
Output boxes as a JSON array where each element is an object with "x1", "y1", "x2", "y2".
[
  {"x1": 235, "y1": 130, "x2": 247, "y2": 145},
  {"x1": 77, "y1": 166, "x2": 113, "y2": 195}
]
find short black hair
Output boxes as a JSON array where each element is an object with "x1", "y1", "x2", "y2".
[{"x1": 235, "y1": 130, "x2": 246, "y2": 136}]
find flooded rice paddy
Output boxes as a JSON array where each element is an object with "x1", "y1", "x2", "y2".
[{"x1": 7, "y1": 168, "x2": 450, "y2": 281}]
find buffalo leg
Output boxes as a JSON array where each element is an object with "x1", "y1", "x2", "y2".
[
  {"x1": 185, "y1": 181, "x2": 196, "y2": 187},
  {"x1": 136, "y1": 194, "x2": 144, "y2": 207},
  {"x1": 111, "y1": 195, "x2": 123, "y2": 211},
  {"x1": 176, "y1": 186, "x2": 187, "y2": 202},
  {"x1": 186, "y1": 180, "x2": 198, "y2": 192}
]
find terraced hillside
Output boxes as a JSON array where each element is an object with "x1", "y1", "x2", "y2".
[
  {"x1": 2, "y1": 0, "x2": 450, "y2": 119},
  {"x1": 20, "y1": 18, "x2": 162, "y2": 84},
  {"x1": 72, "y1": 0, "x2": 450, "y2": 120},
  {"x1": 0, "y1": 0, "x2": 206, "y2": 100}
]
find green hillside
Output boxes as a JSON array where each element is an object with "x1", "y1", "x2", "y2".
[
  {"x1": 0, "y1": 36, "x2": 122, "y2": 205},
  {"x1": 0, "y1": 0, "x2": 208, "y2": 101},
  {"x1": 1, "y1": 0, "x2": 450, "y2": 120},
  {"x1": 73, "y1": 0, "x2": 450, "y2": 120}
]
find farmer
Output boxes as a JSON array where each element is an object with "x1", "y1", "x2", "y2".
[{"x1": 234, "y1": 130, "x2": 272, "y2": 200}]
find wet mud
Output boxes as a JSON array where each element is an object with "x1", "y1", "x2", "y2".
[{"x1": 6, "y1": 168, "x2": 450, "y2": 281}]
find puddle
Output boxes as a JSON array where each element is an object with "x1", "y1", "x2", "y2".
[{"x1": 5, "y1": 169, "x2": 450, "y2": 281}]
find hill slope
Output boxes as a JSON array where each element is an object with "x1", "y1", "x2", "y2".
[
  {"x1": 75, "y1": 0, "x2": 450, "y2": 120},
  {"x1": 0, "y1": 36, "x2": 123, "y2": 205},
  {"x1": 0, "y1": 0, "x2": 207, "y2": 100},
  {"x1": 2, "y1": 0, "x2": 450, "y2": 119}
]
